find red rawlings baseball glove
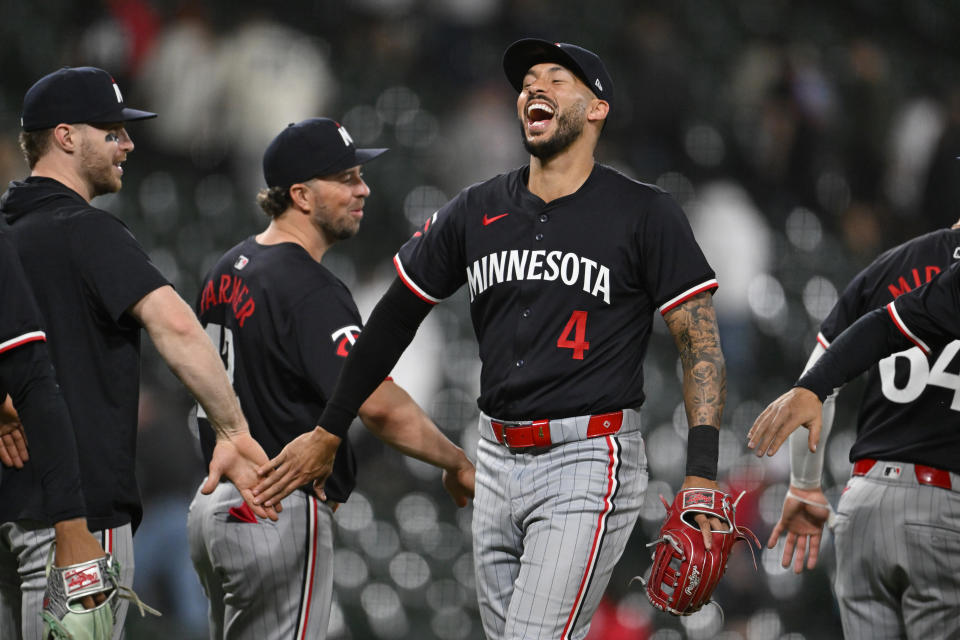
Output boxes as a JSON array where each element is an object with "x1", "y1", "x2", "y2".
[{"x1": 639, "y1": 488, "x2": 759, "y2": 616}]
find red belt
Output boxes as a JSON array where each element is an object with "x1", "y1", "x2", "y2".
[
  {"x1": 490, "y1": 411, "x2": 624, "y2": 448},
  {"x1": 852, "y1": 458, "x2": 952, "y2": 490}
]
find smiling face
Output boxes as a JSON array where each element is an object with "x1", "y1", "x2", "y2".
[
  {"x1": 76, "y1": 123, "x2": 133, "y2": 197},
  {"x1": 302, "y1": 165, "x2": 371, "y2": 242},
  {"x1": 517, "y1": 62, "x2": 594, "y2": 160}
]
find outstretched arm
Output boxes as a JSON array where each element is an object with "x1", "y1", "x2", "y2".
[
  {"x1": 763, "y1": 343, "x2": 838, "y2": 572},
  {"x1": 130, "y1": 285, "x2": 278, "y2": 520},
  {"x1": 254, "y1": 278, "x2": 434, "y2": 505},
  {"x1": 358, "y1": 381, "x2": 474, "y2": 506},
  {"x1": 748, "y1": 305, "x2": 910, "y2": 457},
  {"x1": 663, "y1": 291, "x2": 727, "y2": 547}
]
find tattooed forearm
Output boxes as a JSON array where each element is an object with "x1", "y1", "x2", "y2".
[{"x1": 663, "y1": 292, "x2": 726, "y2": 427}]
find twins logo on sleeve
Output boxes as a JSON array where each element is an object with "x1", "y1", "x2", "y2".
[{"x1": 331, "y1": 325, "x2": 361, "y2": 357}]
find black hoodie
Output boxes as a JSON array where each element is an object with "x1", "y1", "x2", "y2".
[{"x1": 2, "y1": 177, "x2": 169, "y2": 531}]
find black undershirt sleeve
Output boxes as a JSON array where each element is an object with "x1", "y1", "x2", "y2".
[
  {"x1": 0, "y1": 342, "x2": 86, "y2": 523},
  {"x1": 796, "y1": 306, "x2": 913, "y2": 401},
  {"x1": 318, "y1": 278, "x2": 434, "y2": 437}
]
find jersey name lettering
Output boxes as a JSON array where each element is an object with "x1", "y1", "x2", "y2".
[
  {"x1": 886, "y1": 265, "x2": 942, "y2": 298},
  {"x1": 466, "y1": 249, "x2": 611, "y2": 304},
  {"x1": 199, "y1": 274, "x2": 257, "y2": 326}
]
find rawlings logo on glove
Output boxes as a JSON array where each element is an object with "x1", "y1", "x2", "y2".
[
  {"x1": 636, "y1": 488, "x2": 759, "y2": 616},
  {"x1": 41, "y1": 545, "x2": 161, "y2": 640}
]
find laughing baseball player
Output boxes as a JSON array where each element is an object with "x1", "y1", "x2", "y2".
[
  {"x1": 753, "y1": 220, "x2": 960, "y2": 639},
  {"x1": 254, "y1": 40, "x2": 738, "y2": 639}
]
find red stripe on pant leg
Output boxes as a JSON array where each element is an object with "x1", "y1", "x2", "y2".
[
  {"x1": 297, "y1": 498, "x2": 319, "y2": 640},
  {"x1": 561, "y1": 436, "x2": 619, "y2": 640},
  {"x1": 103, "y1": 527, "x2": 114, "y2": 554}
]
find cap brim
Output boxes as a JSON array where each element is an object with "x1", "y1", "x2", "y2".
[
  {"x1": 87, "y1": 107, "x2": 157, "y2": 125},
  {"x1": 503, "y1": 38, "x2": 587, "y2": 93},
  {"x1": 119, "y1": 107, "x2": 158, "y2": 122},
  {"x1": 355, "y1": 148, "x2": 388, "y2": 165}
]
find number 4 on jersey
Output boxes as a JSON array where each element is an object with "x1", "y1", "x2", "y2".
[{"x1": 557, "y1": 310, "x2": 590, "y2": 360}]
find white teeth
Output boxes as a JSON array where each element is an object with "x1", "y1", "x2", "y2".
[{"x1": 527, "y1": 102, "x2": 554, "y2": 117}]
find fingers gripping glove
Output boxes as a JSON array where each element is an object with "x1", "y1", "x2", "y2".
[
  {"x1": 41, "y1": 545, "x2": 161, "y2": 640},
  {"x1": 640, "y1": 488, "x2": 759, "y2": 616}
]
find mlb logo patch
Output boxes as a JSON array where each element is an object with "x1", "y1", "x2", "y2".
[
  {"x1": 682, "y1": 490, "x2": 715, "y2": 509},
  {"x1": 882, "y1": 465, "x2": 902, "y2": 479},
  {"x1": 234, "y1": 255, "x2": 249, "y2": 270}
]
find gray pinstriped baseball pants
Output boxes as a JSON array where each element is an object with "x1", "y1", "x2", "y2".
[
  {"x1": 472, "y1": 429, "x2": 647, "y2": 640},
  {"x1": 0, "y1": 520, "x2": 134, "y2": 640},
  {"x1": 187, "y1": 481, "x2": 334, "y2": 640},
  {"x1": 833, "y1": 463, "x2": 960, "y2": 640}
]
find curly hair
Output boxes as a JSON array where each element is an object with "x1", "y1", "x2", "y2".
[{"x1": 256, "y1": 186, "x2": 293, "y2": 218}]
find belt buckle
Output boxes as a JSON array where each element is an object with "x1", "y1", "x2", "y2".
[
  {"x1": 501, "y1": 420, "x2": 551, "y2": 448},
  {"x1": 501, "y1": 422, "x2": 527, "y2": 448}
]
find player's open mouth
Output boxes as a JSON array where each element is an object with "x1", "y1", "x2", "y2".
[
  {"x1": 115, "y1": 162, "x2": 124, "y2": 175},
  {"x1": 526, "y1": 102, "x2": 555, "y2": 132}
]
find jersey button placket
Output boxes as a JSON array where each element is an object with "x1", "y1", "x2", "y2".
[{"x1": 535, "y1": 212, "x2": 548, "y2": 242}]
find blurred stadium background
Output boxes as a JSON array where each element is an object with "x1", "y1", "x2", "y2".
[{"x1": 2, "y1": 0, "x2": 959, "y2": 638}]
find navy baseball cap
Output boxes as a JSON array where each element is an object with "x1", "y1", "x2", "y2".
[
  {"x1": 503, "y1": 38, "x2": 613, "y2": 108},
  {"x1": 263, "y1": 118, "x2": 388, "y2": 188},
  {"x1": 21, "y1": 66, "x2": 156, "y2": 131}
]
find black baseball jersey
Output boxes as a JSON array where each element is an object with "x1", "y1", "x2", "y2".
[
  {"x1": 194, "y1": 237, "x2": 358, "y2": 503},
  {"x1": 817, "y1": 227, "x2": 960, "y2": 472},
  {"x1": 0, "y1": 229, "x2": 85, "y2": 524},
  {"x1": 395, "y1": 163, "x2": 717, "y2": 420},
  {"x1": 0, "y1": 232, "x2": 46, "y2": 360},
  {"x1": 1, "y1": 177, "x2": 170, "y2": 531}
]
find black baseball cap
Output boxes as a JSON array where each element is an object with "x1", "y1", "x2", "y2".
[
  {"x1": 263, "y1": 118, "x2": 388, "y2": 188},
  {"x1": 21, "y1": 66, "x2": 156, "y2": 131},
  {"x1": 503, "y1": 38, "x2": 613, "y2": 108}
]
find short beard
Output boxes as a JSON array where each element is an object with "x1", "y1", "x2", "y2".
[
  {"x1": 321, "y1": 222, "x2": 358, "y2": 242},
  {"x1": 520, "y1": 102, "x2": 586, "y2": 160},
  {"x1": 79, "y1": 137, "x2": 121, "y2": 197},
  {"x1": 313, "y1": 208, "x2": 359, "y2": 243}
]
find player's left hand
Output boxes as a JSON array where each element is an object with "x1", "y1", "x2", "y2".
[
  {"x1": 52, "y1": 518, "x2": 109, "y2": 609},
  {"x1": 0, "y1": 395, "x2": 29, "y2": 468},
  {"x1": 767, "y1": 485, "x2": 832, "y2": 573},
  {"x1": 680, "y1": 476, "x2": 727, "y2": 550},
  {"x1": 747, "y1": 387, "x2": 822, "y2": 457},
  {"x1": 254, "y1": 426, "x2": 342, "y2": 508},
  {"x1": 441, "y1": 456, "x2": 476, "y2": 507},
  {"x1": 204, "y1": 433, "x2": 281, "y2": 521}
]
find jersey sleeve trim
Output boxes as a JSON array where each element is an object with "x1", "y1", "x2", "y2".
[
  {"x1": 658, "y1": 279, "x2": 719, "y2": 315},
  {"x1": 816, "y1": 332, "x2": 830, "y2": 349},
  {"x1": 886, "y1": 301, "x2": 930, "y2": 355},
  {"x1": 0, "y1": 330, "x2": 46, "y2": 355},
  {"x1": 393, "y1": 254, "x2": 440, "y2": 305}
]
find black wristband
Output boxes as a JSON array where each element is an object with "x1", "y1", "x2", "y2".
[{"x1": 685, "y1": 425, "x2": 719, "y2": 481}]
